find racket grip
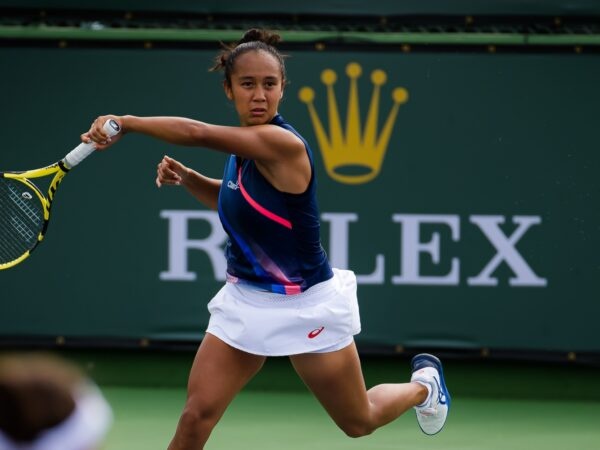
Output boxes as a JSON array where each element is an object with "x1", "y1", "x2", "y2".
[{"x1": 64, "y1": 119, "x2": 121, "y2": 168}]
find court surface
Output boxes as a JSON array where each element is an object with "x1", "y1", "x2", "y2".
[
  {"x1": 69, "y1": 350, "x2": 599, "y2": 450},
  {"x1": 102, "y1": 386, "x2": 600, "y2": 450}
]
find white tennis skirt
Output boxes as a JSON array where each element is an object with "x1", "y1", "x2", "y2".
[{"x1": 206, "y1": 268, "x2": 361, "y2": 356}]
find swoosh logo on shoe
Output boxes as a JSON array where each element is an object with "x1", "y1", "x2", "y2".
[
  {"x1": 434, "y1": 377, "x2": 447, "y2": 405},
  {"x1": 308, "y1": 326, "x2": 325, "y2": 339}
]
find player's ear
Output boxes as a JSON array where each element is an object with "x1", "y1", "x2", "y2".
[{"x1": 223, "y1": 80, "x2": 233, "y2": 100}]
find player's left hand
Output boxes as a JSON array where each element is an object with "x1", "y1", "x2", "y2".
[{"x1": 156, "y1": 155, "x2": 189, "y2": 188}]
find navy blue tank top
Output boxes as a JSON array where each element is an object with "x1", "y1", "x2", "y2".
[{"x1": 217, "y1": 114, "x2": 333, "y2": 294}]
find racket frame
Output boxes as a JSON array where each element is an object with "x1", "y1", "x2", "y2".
[
  {"x1": 0, "y1": 163, "x2": 68, "y2": 269},
  {"x1": 0, "y1": 119, "x2": 119, "y2": 269}
]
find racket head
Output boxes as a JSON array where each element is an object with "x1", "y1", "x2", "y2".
[{"x1": 0, "y1": 175, "x2": 49, "y2": 269}]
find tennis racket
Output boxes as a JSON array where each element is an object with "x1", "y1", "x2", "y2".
[{"x1": 0, "y1": 119, "x2": 120, "y2": 270}]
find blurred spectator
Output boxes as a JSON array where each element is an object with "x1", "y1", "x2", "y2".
[{"x1": 0, "y1": 353, "x2": 112, "y2": 450}]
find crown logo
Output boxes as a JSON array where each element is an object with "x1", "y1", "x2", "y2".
[{"x1": 299, "y1": 62, "x2": 408, "y2": 184}]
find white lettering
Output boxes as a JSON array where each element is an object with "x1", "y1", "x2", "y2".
[
  {"x1": 467, "y1": 215, "x2": 547, "y2": 287},
  {"x1": 159, "y1": 210, "x2": 227, "y2": 281},
  {"x1": 391, "y1": 214, "x2": 460, "y2": 285},
  {"x1": 159, "y1": 210, "x2": 546, "y2": 288},
  {"x1": 321, "y1": 212, "x2": 384, "y2": 284}
]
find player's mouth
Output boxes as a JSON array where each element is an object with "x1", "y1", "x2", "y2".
[{"x1": 250, "y1": 108, "x2": 267, "y2": 117}]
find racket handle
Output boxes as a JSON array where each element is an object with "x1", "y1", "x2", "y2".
[{"x1": 63, "y1": 119, "x2": 121, "y2": 168}]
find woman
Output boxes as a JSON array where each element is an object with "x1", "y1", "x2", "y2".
[{"x1": 83, "y1": 28, "x2": 450, "y2": 450}]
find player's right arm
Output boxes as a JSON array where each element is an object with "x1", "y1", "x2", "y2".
[
  {"x1": 85, "y1": 114, "x2": 310, "y2": 193},
  {"x1": 156, "y1": 155, "x2": 221, "y2": 210},
  {"x1": 88, "y1": 115, "x2": 304, "y2": 160}
]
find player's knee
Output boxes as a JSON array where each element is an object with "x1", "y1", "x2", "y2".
[
  {"x1": 178, "y1": 403, "x2": 220, "y2": 434},
  {"x1": 339, "y1": 421, "x2": 375, "y2": 438}
]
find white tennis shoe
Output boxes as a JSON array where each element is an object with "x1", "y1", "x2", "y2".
[{"x1": 410, "y1": 353, "x2": 450, "y2": 435}]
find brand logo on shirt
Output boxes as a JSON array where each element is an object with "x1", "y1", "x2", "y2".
[
  {"x1": 307, "y1": 326, "x2": 325, "y2": 339},
  {"x1": 227, "y1": 180, "x2": 239, "y2": 190}
]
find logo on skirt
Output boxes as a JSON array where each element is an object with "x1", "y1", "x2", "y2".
[{"x1": 307, "y1": 326, "x2": 325, "y2": 339}]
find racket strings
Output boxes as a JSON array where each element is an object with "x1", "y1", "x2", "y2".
[{"x1": 0, "y1": 178, "x2": 45, "y2": 263}]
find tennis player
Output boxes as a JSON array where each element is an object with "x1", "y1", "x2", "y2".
[{"x1": 83, "y1": 28, "x2": 450, "y2": 449}]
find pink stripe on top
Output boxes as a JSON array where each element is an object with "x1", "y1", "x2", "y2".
[
  {"x1": 283, "y1": 285, "x2": 302, "y2": 294},
  {"x1": 237, "y1": 166, "x2": 292, "y2": 229}
]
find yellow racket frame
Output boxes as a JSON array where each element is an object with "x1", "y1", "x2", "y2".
[{"x1": 0, "y1": 164, "x2": 68, "y2": 269}]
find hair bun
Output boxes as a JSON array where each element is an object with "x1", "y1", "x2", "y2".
[
  {"x1": 240, "y1": 28, "x2": 281, "y2": 47},
  {"x1": 210, "y1": 28, "x2": 287, "y2": 80}
]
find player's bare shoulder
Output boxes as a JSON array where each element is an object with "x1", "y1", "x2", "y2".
[
  {"x1": 258, "y1": 124, "x2": 306, "y2": 162},
  {"x1": 254, "y1": 125, "x2": 310, "y2": 194}
]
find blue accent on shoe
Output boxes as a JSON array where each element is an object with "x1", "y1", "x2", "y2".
[{"x1": 411, "y1": 353, "x2": 451, "y2": 409}]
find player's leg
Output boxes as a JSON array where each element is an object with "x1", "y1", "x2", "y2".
[
  {"x1": 168, "y1": 333, "x2": 266, "y2": 450},
  {"x1": 289, "y1": 341, "x2": 427, "y2": 437}
]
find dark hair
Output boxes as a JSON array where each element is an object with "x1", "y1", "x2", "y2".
[
  {"x1": 211, "y1": 28, "x2": 287, "y2": 86},
  {"x1": 0, "y1": 353, "x2": 80, "y2": 442}
]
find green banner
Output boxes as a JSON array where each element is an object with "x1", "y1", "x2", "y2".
[{"x1": 1, "y1": 46, "x2": 598, "y2": 354}]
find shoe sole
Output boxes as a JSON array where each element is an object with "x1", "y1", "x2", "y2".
[{"x1": 411, "y1": 353, "x2": 451, "y2": 435}]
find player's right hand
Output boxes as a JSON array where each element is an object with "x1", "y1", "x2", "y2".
[{"x1": 81, "y1": 115, "x2": 123, "y2": 150}]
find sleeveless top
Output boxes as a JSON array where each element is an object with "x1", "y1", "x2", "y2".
[{"x1": 217, "y1": 114, "x2": 333, "y2": 294}]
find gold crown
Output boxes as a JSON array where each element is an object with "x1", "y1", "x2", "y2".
[{"x1": 299, "y1": 62, "x2": 408, "y2": 184}]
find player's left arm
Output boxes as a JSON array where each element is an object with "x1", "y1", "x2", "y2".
[{"x1": 156, "y1": 155, "x2": 221, "y2": 210}]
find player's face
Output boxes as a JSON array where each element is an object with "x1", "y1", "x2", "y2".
[{"x1": 225, "y1": 50, "x2": 284, "y2": 127}]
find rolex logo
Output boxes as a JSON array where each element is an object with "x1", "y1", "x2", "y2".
[{"x1": 299, "y1": 62, "x2": 409, "y2": 184}]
